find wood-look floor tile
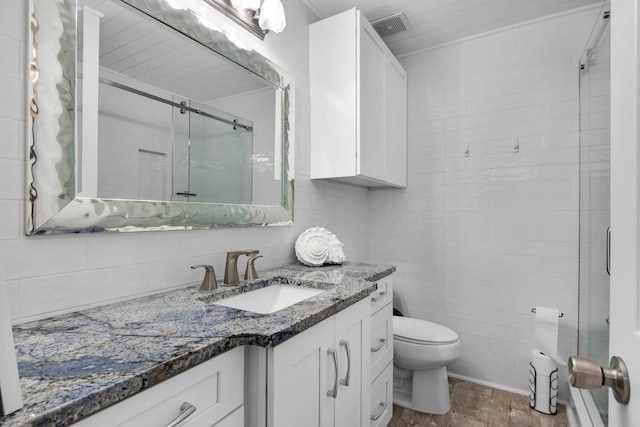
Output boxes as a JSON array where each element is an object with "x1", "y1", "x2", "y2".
[
  {"x1": 388, "y1": 378, "x2": 569, "y2": 427},
  {"x1": 452, "y1": 380, "x2": 493, "y2": 400},
  {"x1": 449, "y1": 390, "x2": 491, "y2": 423}
]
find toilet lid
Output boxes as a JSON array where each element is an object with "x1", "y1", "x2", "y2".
[{"x1": 393, "y1": 316, "x2": 459, "y2": 344}]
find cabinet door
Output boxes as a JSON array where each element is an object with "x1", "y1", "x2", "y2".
[
  {"x1": 384, "y1": 56, "x2": 408, "y2": 187},
  {"x1": 309, "y1": 9, "x2": 357, "y2": 180},
  {"x1": 268, "y1": 317, "x2": 334, "y2": 427},
  {"x1": 358, "y1": 18, "x2": 386, "y2": 180},
  {"x1": 334, "y1": 298, "x2": 371, "y2": 427}
]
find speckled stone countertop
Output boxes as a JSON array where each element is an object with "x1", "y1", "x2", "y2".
[{"x1": 0, "y1": 262, "x2": 394, "y2": 427}]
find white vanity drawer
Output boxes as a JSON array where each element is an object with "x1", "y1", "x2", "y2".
[
  {"x1": 212, "y1": 404, "x2": 244, "y2": 426},
  {"x1": 370, "y1": 303, "x2": 393, "y2": 380},
  {"x1": 75, "y1": 346, "x2": 244, "y2": 427},
  {"x1": 369, "y1": 362, "x2": 393, "y2": 427},
  {"x1": 370, "y1": 276, "x2": 392, "y2": 315}
]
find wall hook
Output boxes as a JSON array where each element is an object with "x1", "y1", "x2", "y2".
[
  {"x1": 513, "y1": 138, "x2": 520, "y2": 153},
  {"x1": 464, "y1": 144, "x2": 470, "y2": 157}
]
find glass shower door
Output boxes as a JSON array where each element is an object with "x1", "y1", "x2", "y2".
[{"x1": 577, "y1": 5, "x2": 610, "y2": 425}]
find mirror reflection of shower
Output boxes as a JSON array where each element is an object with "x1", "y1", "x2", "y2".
[
  {"x1": 77, "y1": 0, "x2": 283, "y2": 207},
  {"x1": 577, "y1": 2, "x2": 610, "y2": 425},
  {"x1": 173, "y1": 97, "x2": 254, "y2": 204},
  {"x1": 94, "y1": 75, "x2": 256, "y2": 205}
]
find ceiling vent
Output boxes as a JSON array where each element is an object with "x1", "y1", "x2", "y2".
[{"x1": 370, "y1": 12, "x2": 410, "y2": 38}]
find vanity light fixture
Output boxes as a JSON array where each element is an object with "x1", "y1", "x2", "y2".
[
  {"x1": 231, "y1": 0, "x2": 286, "y2": 33},
  {"x1": 205, "y1": 0, "x2": 286, "y2": 38}
]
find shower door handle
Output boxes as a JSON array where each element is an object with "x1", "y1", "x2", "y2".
[
  {"x1": 568, "y1": 355, "x2": 630, "y2": 403},
  {"x1": 606, "y1": 226, "x2": 611, "y2": 275},
  {"x1": 176, "y1": 191, "x2": 197, "y2": 197}
]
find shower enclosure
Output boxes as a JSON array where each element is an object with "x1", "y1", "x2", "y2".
[{"x1": 577, "y1": 2, "x2": 610, "y2": 425}]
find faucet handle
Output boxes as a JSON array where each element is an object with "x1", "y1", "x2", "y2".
[
  {"x1": 227, "y1": 249, "x2": 259, "y2": 257},
  {"x1": 191, "y1": 264, "x2": 218, "y2": 291},
  {"x1": 244, "y1": 255, "x2": 263, "y2": 280},
  {"x1": 224, "y1": 250, "x2": 260, "y2": 284}
]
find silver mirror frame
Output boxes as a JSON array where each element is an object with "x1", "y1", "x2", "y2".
[{"x1": 26, "y1": 0, "x2": 294, "y2": 235}]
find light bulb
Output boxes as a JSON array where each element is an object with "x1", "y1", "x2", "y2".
[{"x1": 259, "y1": 0, "x2": 286, "y2": 33}]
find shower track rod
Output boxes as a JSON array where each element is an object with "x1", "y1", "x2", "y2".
[{"x1": 97, "y1": 77, "x2": 253, "y2": 132}]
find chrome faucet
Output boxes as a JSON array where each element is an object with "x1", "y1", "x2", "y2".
[
  {"x1": 191, "y1": 264, "x2": 218, "y2": 291},
  {"x1": 224, "y1": 250, "x2": 259, "y2": 284}
]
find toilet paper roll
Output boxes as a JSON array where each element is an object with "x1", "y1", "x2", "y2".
[
  {"x1": 530, "y1": 349, "x2": 556, "y2": 377},
  {"x1": 534, "y1": 306, "x2": 559, "y2": 363}
]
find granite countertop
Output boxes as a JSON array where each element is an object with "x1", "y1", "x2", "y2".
[{"x1": 0, "y1": 262, "x2": 395, "y2": 427}]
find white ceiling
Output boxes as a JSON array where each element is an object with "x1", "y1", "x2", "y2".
[{"x1": 301, "y1": 0, "x2": 603, "y2": 57}]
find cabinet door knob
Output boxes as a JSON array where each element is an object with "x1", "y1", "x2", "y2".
[
  {"x1": 165, "y1": 401, "x2": 197, "y2": 427},
  {"x1": 327, "y1": 348, "x2": 339, "y2": 398}
]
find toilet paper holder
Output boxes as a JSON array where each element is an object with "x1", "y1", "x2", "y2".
[
  {"x1": 531, "y1": 308, "x2": 563, "y2": 317},
  {"x1": 529, "y1": 361, "x2": 559, "y2": 415}
]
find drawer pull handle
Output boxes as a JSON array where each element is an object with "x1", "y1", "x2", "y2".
[
  {"x1": 371, "y1": 338, "x2": 387, "y2": 353},
  {"x1": 327, "y1": 348, "x2": 339, "y2": 398},
  {"x1": 340, "y1": 340, "x2": 351, "y2": 387},
  {"x1": 371, "y1": 291, "x2": 386, "y2": 303},
  {"x1": 165, "y1": 401, "x2": 197, "y2": 427},
  {"x1": 370, "y1": 401, "x2": 387, "y2": 421}
]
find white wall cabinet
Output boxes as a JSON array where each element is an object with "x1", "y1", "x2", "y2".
[
  {"x1": 74, "y1": 346, "x2": 244, "y2": 427},
  {"x1": 267, "y1": 298, "x2": 371, "y2": 427},
  {"x1": 310, "y1": 8, "x2": 407, "y2": 188},
  {"x1": 369, "y1": 275, "x2": 394, "y2": 427}
]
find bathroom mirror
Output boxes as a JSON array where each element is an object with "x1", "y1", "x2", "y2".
[{"x1": 26, "y1": 0, "x2": 294, "y2": 235}]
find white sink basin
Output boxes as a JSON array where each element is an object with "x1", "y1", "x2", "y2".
[{"x1": 214, "y1": 284, "x2": 324, "y2": 314}]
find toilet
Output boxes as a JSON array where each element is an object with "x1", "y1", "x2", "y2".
[{"x1": 392, "y1": 315, "x2": 461, "y2": 414}]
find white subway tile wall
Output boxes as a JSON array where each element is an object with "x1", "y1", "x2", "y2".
[
  {"x1": 368, "y1": 7, "x2": 600, "y2": 398},
  {"x1": 0, "y1": 0, "x2": 369, "y2": 322}
]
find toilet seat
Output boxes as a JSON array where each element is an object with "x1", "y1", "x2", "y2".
[{"x1": 393, "y1": 316, "x2": 459, "y2": 345}]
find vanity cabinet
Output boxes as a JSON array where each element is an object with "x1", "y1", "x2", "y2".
[
  {"x1": 310, "y1": 8, "x2": 407, "y2": 188},
  {"x1": 74, "y1": 347, "x2": 244, "y2": 427},
  {"x1": 267, "y1": 297, "x2": 371, "y2": 427},
  {"x1": 369, "y1": 275, "x2": 394, "y2": 427}
]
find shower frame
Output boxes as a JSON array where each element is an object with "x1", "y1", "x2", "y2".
[{"x1": 574, "y1": 2, "x2": 611, "y2": 426}]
